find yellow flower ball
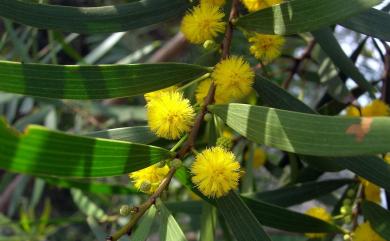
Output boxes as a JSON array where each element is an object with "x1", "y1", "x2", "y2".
[
  {"x1": 346, "y1": 105, "x2": 361, "y2": 117},
  {"x1": 385, "y1": 153, "x2": 390, "y2": 164},
  {"x1": 180, "y1": 4, "x2": 225, "y2": 44},
  {"x1": 361, "y1": 99, "x2": 390, "y2": 117},
  {"x1": 129, "y1": 164, "x2": 170, "y2": 194},
  {"x1": 195, "y1": 79, "x2": 229, "y2": 105},
  {"x1": 147, "y1": 91, "x2": 195, "y2": 140},
  {"x1": 353, "y1": 222, "x2": 385, "y2": 241},
  {"x1": 201, "y1": 0, "x2": 226, "y2": 7},
  {"x1": 248, "y1": 33, "x2": 285, "y2": 63},
  {"x1": 144, "y1": 86, "x2": 178, "y2": 102},
  {"x1": 191, "y1": 147, "x2": 241, "y2": 198},
  {"x1": 304, "y1": 207, "x2": 332, "y2": 238},
  {"x1": 245, "y1": 147, "x2": 267, "y2": 168},
  {"x1": 360, "y1": 178, "x2": 381, "y2": 203},
  {"x1": 241, "y1": 0, "x2": 282, "y2": 12},
  {"x1": 212, "y1": 56, "x2": 255, "y2": 100}
]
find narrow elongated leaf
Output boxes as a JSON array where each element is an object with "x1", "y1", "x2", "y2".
[
  {"x1": 340, "y1": 8, "x2": 390, "y2": 41},
  {"x1": 362, "y1": 201, "x2": 390, "y2": 240},
  {"x1": 132, "y1": 206, "x2": 157, "y2": 241},
  {"x1": 0, "y1": 0, "x2": 189, "y2": 34},
  {"x1": 43, "y1": 177, "x2": 141, "y2": 195},
  {"x1": 200, "y1": 203, "x2": 216, "y2": 241},
  {"x1": 245, "y1": 179, "x2": 353, "y2": 207},
  {"x1": 209, "y1": 104, "x2": 390, "y2": 156},
  {"x1": 71, "y1": 189, "x2": 108, "y2": 222},
  {"x1": 236, "y1": 0, "x2": 380, "y2": 35},
  {"x1": 86, "y1": 126, "x2": 157, "y2": 144},
  {"x1": 254, "y1": 75, "x2": 315, "y2": 113},
  {"x1": 312, "y1": 28, "x2": 374, "y2": 95},
  {"x1": 158, "y1": 202, "x2": 188, "y2": 241},
  {"x1": 216, "y1": 192, "x2": 272, "y2": 241},
  {"x1": 0, "y1": 61, "x2": 208, "y2": 99},
  {"x1": 254, "y1": 76, "x2": 390, "y2": 191},
  {"x1": 243, "y1": 197, "x2": 341, "y2": 234},
  {"x1": 0, "y1": 119, "x2": 173, "y2": 178}
]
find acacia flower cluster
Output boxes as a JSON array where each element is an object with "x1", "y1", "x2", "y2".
[
  {"x1": 146, "y1": 90, "x2": 195, "y2": 140},
  {"x1": 304, "y1": 207, "x2": 332, "y2": 238},
  {"x1": 353, "y1": 222, "x2": 385, "y2": 241},
  {"x1": 245, "y1": 147, "x2": 267, "y2": 168},
  {"x1": 180, "y1": 3, "x2": 225, "y2": 44},
  {"x1": 197, "y1": 56, "x2": 255, "y2": 105},
  {"x1": 191, "y1": 147, "x2": 241, "y2": 198},
  {"x1": 241, "y1": 0, "x2": 282, "y2": 12},
  {"x1": 248, "y1": 33, "x2": 285, "y2": 63},
  {"x1": 129, "y1": 164, "x2": 170, "y2": 194}
]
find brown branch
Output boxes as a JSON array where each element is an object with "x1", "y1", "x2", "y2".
[
  {"x1": 0, "y1": 174, "x2": 23, "y2": 212},
  {"x1": 107, "y1": 1, "x2": 239, "y2": 239},
  {"x1": 107, "y1": 167, "x2": 176, "y2": 241},
  {"x1": 282, "y1": 40, "x2": 316, "y2": 89},
  {"x1": 147, "y1": 32, "x2": 188, "y2": 63},
  {"x1": 380, "y1": 41, "x2": 390, "y2": 103}
]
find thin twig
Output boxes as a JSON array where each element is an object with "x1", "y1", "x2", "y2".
[
  {"x1": 106, "y1": 1, "x2": 240, "y2": 240},
  {"x1": 147, "y1": 32, "x2": 188, "y2": 63},
  {"x1": 108, "y1": 168, "x2": 177, "y2": 241},
  {"x1": 379, "y1": 41, "x2": 390, "y2": 103},
  {"x1": 282, "y1": 40, "x2": 316, "y2": 89}
]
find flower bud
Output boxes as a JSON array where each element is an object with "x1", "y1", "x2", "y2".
[
  {"x1": 346, "y1": 189, "x2": 355, "y2": 198},
  {"x1": 343, "y1": 199, "x2": 352, "y2": 206},
  {"x1": 203, "y1": 40, "x2": 217, "y2": 50},
  {"x1": 156, "y1": 160, "x2": 166, "y2": 168},
  {"x1": 140, "y1": 181, "x2": 151, "y2": 192},
  {"x1": 170, "y1": 158, "x2": 182, "y2": 169},
  {"x1": 203, "y1": 113, "x2": 212, "y2": 122},
  {"x1": 216, "y1": 136, "x2": 233, "y2": 150},
  {"x1": 119, "y1": 205, "x2": 131, "y2": 216}
]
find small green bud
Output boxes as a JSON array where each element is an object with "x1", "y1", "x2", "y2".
[
  {"x1": 204, "y1": 113, "x2": 212, "y2": 122},
  {"x1": 343, "y1": 215, "x2": 352, "y2": 224},
  {"x1": 343, "y1": 234, "x2": 351, "y2": 240},
  {"x1": 140, "y1": 181, "x2": 151, "y2": 192},
  {"x1": 119, "y1": 205, "x2": 131, "y2": 216},
  {"x1": 340, "y1": 206, "x2": 351, "y2": 215},
  {"x1": 343, "y1": 199, "x2": 352, "y2": 206},
  {"x1": 347, "y1": 189, "x2": 355, "y2": 198},
  {"x1": 156, "y1": 160, "x2": 166, "y2": 168},
  {"x1": 216, "y1": 136, "x2": 233, "y2": 150},
  {"x1": 203, "y1": 40, "x2": 216, "y2": 50},
  {"x1": 170, "y1": 158, "x2": 182, "y2": 169}
]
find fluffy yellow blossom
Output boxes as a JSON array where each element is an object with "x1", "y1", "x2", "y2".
[
  {"x1": 241, "y1": 0, "x2": 282, "y2": 12},
  {"x1": 129, "y1": 164, "x2": 170, "y2": 194},
  {"x1": 212, "y1": 56, "x2": 255, "y2": 100},
  {"x1": 144, "y1": 86, "x2": 177, "y2": 102},
  {"x1": 353, "y1": 222, "x2": 385, "y2": 241},
  {"x1": 191, "y1": 147, "x2": 241, "y2": 198},
  {"x1": 360, "y1": 178, "x2": 381, "y2": 203},
  {"x1": 245, "y1": 147, "x2": 267, "y2": 168},
  {"x1": 361, "y1": 99, "x2": 390, "y2": 117},
  {"x1": 147, "y1": 91, "x2": 195, "y2": 140},
  {"x1": 385, "y1": 153, "x2": 390, "y2": 164},
  {"x1": 304, "y1": 207, "x2": 332, "y2": 238},
  {"x1": 346, "y1": 105, "x2": 361, "y2": 117},
  {"x1": 180, "y1": 4, "x2": 225, "y2": 44},
  {"x1": 195, "y1": 79, "x2": 229, "y2": 105},
  {"x1": 201, "y1": 0, "x2": 226, "y2": 7},
  {"x1": 248, "y1": 33, "x2": 285, "y2": 62}
]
